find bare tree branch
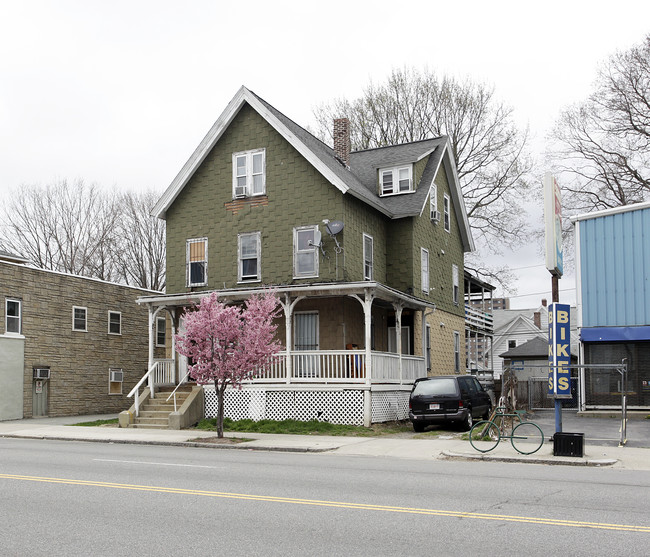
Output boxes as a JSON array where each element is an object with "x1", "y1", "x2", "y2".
[{"x1": 313, "y1": 67, "x2": 533, "y2": 253}]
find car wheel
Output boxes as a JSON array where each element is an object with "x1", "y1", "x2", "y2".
[
  {"x1": 462, "y1": 409, "x2": 473, "y2": 431},
  {"x1": 482, "y1": 405, "x2": 492, "y2": 421},
  {"x1": 413, "y1": 421, "x2": 426, "y2": 433}
]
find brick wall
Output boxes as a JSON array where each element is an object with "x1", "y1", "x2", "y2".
[{"x1": 0, "y1": 261, "x2": 163, "y2": 417}]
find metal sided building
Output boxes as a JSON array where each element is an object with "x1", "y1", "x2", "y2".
[{"x1": 573, "y1": 201, "x2": 650, "y2": 410}]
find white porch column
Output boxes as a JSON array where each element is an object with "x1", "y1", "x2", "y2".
[
  {"x1": 422, "y1": 308, "x2": 435, "y2": 378},
  {"x1": 392, "y1": 301, "x2": 404, "y2": 383},
  {"x1": 147, "y1": 305, "x2": 154, "y2": 371},
  {"x1": 170, "y1": 308, "x2": 177, "y2": 382},
  {"x1": 350, "y1": 289, "x2": 375, "y2": 427},
  {"x1": 280, "y1": 294, "x2": 304, "y2": 384}
]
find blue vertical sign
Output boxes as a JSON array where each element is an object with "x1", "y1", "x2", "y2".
[{"x1": 548, "y1": 303, "x2": 571, "y2": 398}]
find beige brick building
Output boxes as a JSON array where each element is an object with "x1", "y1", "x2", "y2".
[{"x1": 0, "y1": 257, "x2": 164, "y2": 420}]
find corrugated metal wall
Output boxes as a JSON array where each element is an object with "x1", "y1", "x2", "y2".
[{"x1": 579, "y1": 206, "x2": 650, "y2": 327}]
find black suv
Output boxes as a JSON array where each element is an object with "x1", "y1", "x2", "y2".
[{"x1": 408, "y1": 375, "x2": 492, "y2": 432}]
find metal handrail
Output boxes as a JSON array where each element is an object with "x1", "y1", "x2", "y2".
[
  {"x1": 166, "y1": 370, "x2": 193, "y2": 412},
  {"x1": 127, "y1": 362, "x2": 159, "y2": 417}
]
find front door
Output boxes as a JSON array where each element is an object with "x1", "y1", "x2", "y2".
[
  {"x1": 294, "y1": 311, "x2": 319, "y2": 377},
  {"x1": 32, "y1": 379, "x2": 48, "y2": 417}
]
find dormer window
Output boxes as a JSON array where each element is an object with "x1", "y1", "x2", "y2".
[
  {"x1": 233, "y1": 149, "x2": 265, "y2": 198},
  {"x1": 380, "y1": 165, "x2": 412, "y2": 196}
]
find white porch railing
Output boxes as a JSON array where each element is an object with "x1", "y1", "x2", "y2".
[
  {"x1": 137, "y1": 352, "x2": 424, "y2": 394},
  {"x1": 372, "y1": 352, "x2": 426, "y2": 382},
  {"x1": 465, "y1": 304, "x2": 494, "y2": 331},
  {"x1": 250, "y1": 350, "x2": 368, "y2": 382},
  {"x1": 127, "y1": 359, "x2": 175, "y2": 417},
  {"x1": 248, "y1": 350, "x2": 424, "y2": 384}
]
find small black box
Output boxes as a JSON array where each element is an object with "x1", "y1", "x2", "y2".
[{"x1": 553, "y1": 432, "x2": 584, "y2": 457}]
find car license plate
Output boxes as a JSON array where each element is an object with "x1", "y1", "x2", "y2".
[{"x1": 429, "y1": 403, "x2": 440, "y2": 410}]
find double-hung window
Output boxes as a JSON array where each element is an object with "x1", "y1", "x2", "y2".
[
  {"x1": 421, "y1": 248, "x2": 429, "y2": 294},
  {"x1": 108, "y1": 311, "x2": 121, "y2": 335},
  {"x1": 294, "y1": 225, "x2": 318, "y2": 278},
  {"x1": 452, "y1": 264, "x2": 459, "y2": 305},
  {"x1": 443, "y1": 194, "x2": 451, "y2": 232},
  {"x1": 380, "y1": 165, "x2": 412, "y2": 196},
  {"x1": 156, "y1": 317, "x2": 166, "y2": 347},
  {"x1": 233, "y1": 149, "x2": 265, "y2": 198},
  {"x1": 429, "y1": 183, "x2": 439, "y2": 221},
  {"x1": 363, "y1": 233, "x2": 373, "y2": 280},
  {"x1": 73, "y1": 306, "x2": 87, "y2": 332},
  {"x1": 454, "y1": 331, "x2": 461, "y2": 374},
  {"x1": 186, "y1": 238, "x2": 208, "y2": 287},
  {"x1": 238, "y1": 232, "x2": 261, "y2": 282},
  {"x1": 5, "y1": 299, "x2": 21, "y2": 334}
]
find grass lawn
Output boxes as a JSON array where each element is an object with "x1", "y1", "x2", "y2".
[
  {"x1": 69, "y1": 418, "x2": 119, "y2": 427},
  {"x1": 193, "y1": 418, "x2": 446, "y2": 437}
]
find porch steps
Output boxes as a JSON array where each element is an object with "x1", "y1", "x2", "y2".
[{"x1": 130, "y1": 385, "x2": 195, "y2": 429}]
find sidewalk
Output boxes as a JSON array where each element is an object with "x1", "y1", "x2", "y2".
[{"x1": 1, "y1": 415, "x2": 648, "y2": 470}]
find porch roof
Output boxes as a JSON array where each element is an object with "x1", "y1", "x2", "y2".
[{"x1": 136, "y1": 281, "x2": 436, "y2": 312}]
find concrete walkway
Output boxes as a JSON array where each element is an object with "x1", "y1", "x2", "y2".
[{"x1": 1, "y1": 414, "x2": 649, "y2": 470}]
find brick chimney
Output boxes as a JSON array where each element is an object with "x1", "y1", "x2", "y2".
[
  {"x1": 333, "y1": 118, "x2": 350, "y2": 167},
  {"x1": 533, "y1": 311, "x2": 541, "y2": 329},
  {"x1": 541, "y1": 298, "x2": 547, "y2": 307}
]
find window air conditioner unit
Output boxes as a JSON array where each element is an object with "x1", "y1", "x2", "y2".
[
  {"x1": 431, "y1": 210, "x2": 441, "y2": 223},
  {"x1": 33, "y1": 368, "x2": 50, "y2": 380},
  {"x1": 234, "y1": 185, "x2": 247, "y2": 198},
  {"x1": 109, "y1": 369, "x2": 124, "y2": 382}
]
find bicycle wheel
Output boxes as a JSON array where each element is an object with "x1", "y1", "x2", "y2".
[
  {"x1": 469, "y1": 420, "x2": 500, "y2": 453},
  {"x1": 511, "y1": 422, "x2": 544, "y2": 455}
]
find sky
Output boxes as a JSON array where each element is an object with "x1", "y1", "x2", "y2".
[{"x1": 1, "y1": 0, "x2": 649, "y2": 308}]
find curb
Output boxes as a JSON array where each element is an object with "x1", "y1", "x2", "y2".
[
  {"x1": 0, "y1": 434, "x2": 329, "y2": 453},
  {"x1": 441, "y1": 450, "x2": 618, "y2": 467}
]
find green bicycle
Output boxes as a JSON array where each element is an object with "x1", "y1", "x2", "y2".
[{"x1": 469, "y1": 406, "x2": 544, "y2": 455}]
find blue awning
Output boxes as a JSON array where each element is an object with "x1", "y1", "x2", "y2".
[{"x1": 581, "y1": 326, "x2": 650, "y2": 342}]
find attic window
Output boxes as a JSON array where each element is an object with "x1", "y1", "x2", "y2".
[
  {"x1": 379, "y1": 166, "x2": 412, "y2": 196},
  {"x1": 232, "y1": 149, "x2": 265, "y2": 198}
]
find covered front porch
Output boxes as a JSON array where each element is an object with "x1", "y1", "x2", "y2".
[{"x1": 136, "y1": 282, "x2": 435, "y2": 426}]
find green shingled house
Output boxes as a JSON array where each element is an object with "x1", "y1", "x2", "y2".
[{"x1": 135, "y1": 86, "x2": 475, "y2": 427}]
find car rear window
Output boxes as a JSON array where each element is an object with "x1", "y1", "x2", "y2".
[{"x1": 412, "y1": 378, "x2": 457, "y2": 396}]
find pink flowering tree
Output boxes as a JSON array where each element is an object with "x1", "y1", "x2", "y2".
[{"x1": 175, "y1": 291, "x2": 282, "y2": 437}]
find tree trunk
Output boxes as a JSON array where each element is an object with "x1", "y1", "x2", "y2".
[{"x1": 216, "y1": 381, "x2": 225, "y2": 438}]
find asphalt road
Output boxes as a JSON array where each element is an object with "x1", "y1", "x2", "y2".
[{"x1": 1, "y1": 438, "x2": 649, "y2": 556}]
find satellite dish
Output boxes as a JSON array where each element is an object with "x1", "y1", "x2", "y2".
[
  {"x1": 326, "y1": 220, "x2": 344, "y2": 236},
  {"x1": 313, "y1": 230, "x2": 322, "y2": 246}
]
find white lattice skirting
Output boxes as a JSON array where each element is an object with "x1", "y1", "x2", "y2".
[{"x1": 203, "y1": 387, "x2": 411, "y2": 425}]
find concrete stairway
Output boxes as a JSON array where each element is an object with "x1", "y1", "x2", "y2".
[{"x1": 130, "y1": 385, "x2": 195, "y2": 429}]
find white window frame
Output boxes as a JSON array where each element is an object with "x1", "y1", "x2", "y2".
[
  {"x1": 186, "y1": 237, "x2": 208, "y2": 287},
  {"x1": 421, "y1": 248, "x2": 429, "y2": 294},
  {"x1": 454, "y1": 331, "x2": 461, "y2": 374},
  {"x1": 156, "y1": 317, "x2": 166, "y2": 347},
  {"x1": 443, "y1": 194, "x2": 451, "y2": 232},
  {"x1": 238, "y1": 232, "x2": 261, "y2": 283},
  {"x1": 293, "y1": 225, "x2": 319, "y2": 278},
  {"x1": 429, "y1": 183, "x2": 439, "y2": 222},
  {"x1": 452, "y1": 264, "x2": 459, "y2": 305},
  {"x1": 72, "y1": 306, "x2": 87, "y2": 332},
  {"x1": 363, "y1": 233, "x2": 373, "y2": 281},
  {"x1": 232, "y1": 148, "x2": 266, "y2": 198},
  {"x1": 379, "y1": 165, "x2": 413, "y2": 196},
  {"x1": 5, "y1": 298, "x2": 21, "y2": 335},
  {"x1": 108, "y1": 311, "x2": 121, "y2": 335}
]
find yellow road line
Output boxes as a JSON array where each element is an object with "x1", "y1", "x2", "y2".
[{"x1": 1, "y1": 473, "x2": 648, "y2": 533}]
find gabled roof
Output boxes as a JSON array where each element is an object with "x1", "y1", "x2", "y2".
[
  {"x1": 499, "y1": 336, "x2": 577, "y2": 360},
  {"x1": 152, "y1": 86, "x2": 474, "y2": 252},
  {"x1": 499, "y1": 336, "x2": 550, "y2": 358}
]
